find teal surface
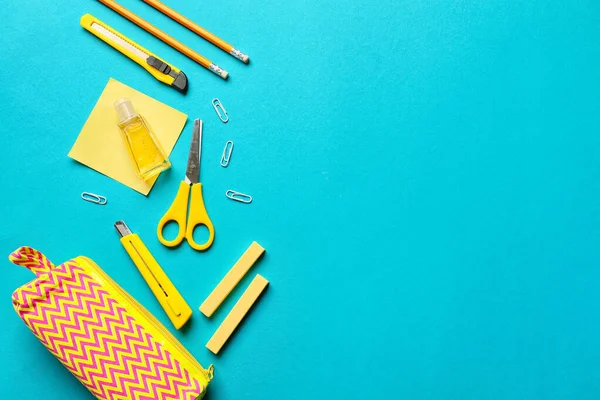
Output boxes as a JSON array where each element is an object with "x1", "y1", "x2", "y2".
[{"x1": 1, "y1": 0, "x2": 600, "y2": 399}]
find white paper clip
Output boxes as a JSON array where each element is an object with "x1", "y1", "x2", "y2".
[
  {"x1": 81, "y1": 192, "x2": 107, "y2": 205},
  {"x1": 226, "y1": 190, "x2": 252, "y2": 204},
  {"x1": 212, "y1": 98, "x2": 229, "y2": 123},
  {"x1": 220, "y1": 141, "x2": 234, "y2": 167}
]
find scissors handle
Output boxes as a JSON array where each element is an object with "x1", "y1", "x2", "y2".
[
  {"x1": 157, "y1": 181, "x2": 190, "y2": 247},
  {"x1": 185, "y1": 183, "x2": 215, "y2": 251}
]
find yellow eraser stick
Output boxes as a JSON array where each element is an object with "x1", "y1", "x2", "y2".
[
  {"x1": 200, "y1": 242, "x2": 265, "y2": 317},
  {"x1": 206, "y1": 274, "x2": 269, "y2": 354}
]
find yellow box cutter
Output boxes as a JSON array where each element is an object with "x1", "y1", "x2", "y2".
[
  {"x1": 80, "y1": 14, "x2": 188, "y2": 93},
  {"x1": 115, "y1": 221, "x2": 192, "y2": 329}
]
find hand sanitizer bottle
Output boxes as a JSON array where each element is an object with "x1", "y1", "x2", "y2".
[{"x1": 114, "y1": 98, "x2": 171, "y2": 181}]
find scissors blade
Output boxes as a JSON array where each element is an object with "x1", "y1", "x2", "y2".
[{"x1": 185, "y1": 119, "x2": 202, "y2": 184}]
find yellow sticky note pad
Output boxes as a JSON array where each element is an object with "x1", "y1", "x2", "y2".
[{"x1": 68, "y1": 78, "x2": 187, "y2": 195}]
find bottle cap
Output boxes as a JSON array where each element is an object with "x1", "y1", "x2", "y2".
[{"x1": 114, "y1": 98, "x2": 136, "y2": 122}]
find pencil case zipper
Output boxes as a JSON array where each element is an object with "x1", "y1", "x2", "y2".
[{"x1": 77, "y1": 256, "x2": 214, "y2": 384}]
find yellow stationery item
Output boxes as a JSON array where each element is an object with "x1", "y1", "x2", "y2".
[
  {"x1": 141, "y1": 0, "x2": 250, "y2": 63},
  {"x1": 97, "y1": 0, "x2": 228, "y2": 79},
  {"x1": 200, "y1": 242, "x2": 265, "y2": 317},
  {"x1": 206, "y1": 274, "x2": 269, "y2": 354},
  {"x1": 80, "y1": 14, "x2": 188, "y2": 93},
  {"x1": 157, "y1": 119, "x2": 215, "y2": 251},
  {"x1": 115, "y1": 221, "x2": 192, "y2": 330},
  {"x1": 68, "y1": 78, "x2": 187, "y2": 195},
  {"x1": 10, "y1": 246, "x2": 213, "y2": 398}
]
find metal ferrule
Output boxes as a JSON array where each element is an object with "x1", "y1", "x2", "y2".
[
  {"x1": 208, "y1": 63, "x2": 228, "y2": 79},
  {"x1": 229, "y1": 48, "x2": 249, "y2": 63}
]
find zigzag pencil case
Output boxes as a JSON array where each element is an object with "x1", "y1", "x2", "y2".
[{"x1": 9, "y1": 246, "x2": 213, "y2": 400}]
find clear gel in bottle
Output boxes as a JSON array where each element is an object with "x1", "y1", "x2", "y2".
[{"x1": 114, "y1": 98, "x2": 171, "y2": 181}]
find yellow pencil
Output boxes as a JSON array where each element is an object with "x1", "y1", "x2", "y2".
[
  {"x1": 97, "y1": 0, "x2": 229, "y2": 79},
  {"x1": 142, "y1": 0, "x2": 249, "y2": 63}
]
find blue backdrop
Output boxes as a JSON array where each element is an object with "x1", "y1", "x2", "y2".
[{"x1": 1, "y1": 0, "x2": 599, "y2": 399}]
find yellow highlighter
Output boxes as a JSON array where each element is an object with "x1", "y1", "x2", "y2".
[
  {"x1": 115, "y1": 221, "x2": 192, "y2": 329},
  {"x1": 80, "y1": 14, "x2": 188, "y2": 93}
]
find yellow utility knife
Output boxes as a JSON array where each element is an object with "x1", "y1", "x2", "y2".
[
  {"x1": 115, "y1": 221, "x2": 192, "y2": 329},
  {"x1": 81, "y1": 14, "x2": 188, "y2": 93}
]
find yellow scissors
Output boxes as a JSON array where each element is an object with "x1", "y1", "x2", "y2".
[{"x1": 157, "y1": 119, "x2": 215, "y2": 251}]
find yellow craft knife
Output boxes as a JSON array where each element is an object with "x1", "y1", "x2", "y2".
[
  {"x1": 81, "y1": 14, "x2": 188, "y2": 93},
  {"x1": 115, "y1": 221, "x2": 192, "y2": 329}
]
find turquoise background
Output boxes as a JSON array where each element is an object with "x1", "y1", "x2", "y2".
[{"x1": 1, "y1": 0, "x2": 599, "y2": 398}]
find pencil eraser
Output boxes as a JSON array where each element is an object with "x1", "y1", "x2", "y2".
[{"x1": 221, "y1": 70, "x2": 229, "y2": 79}]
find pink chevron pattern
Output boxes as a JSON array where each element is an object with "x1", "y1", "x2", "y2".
[{"x1": 10, "y1": 247, "x2": 209, "y2": 400}]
